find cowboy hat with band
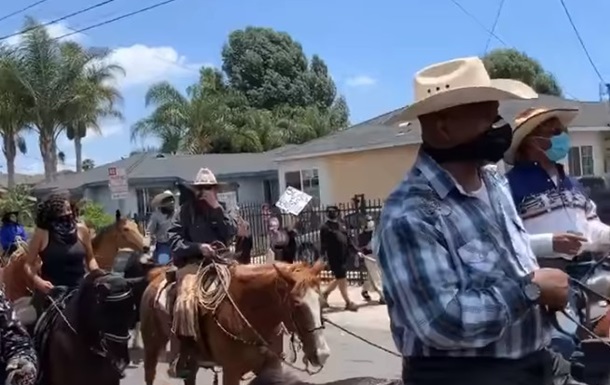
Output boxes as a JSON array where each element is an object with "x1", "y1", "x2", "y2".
[
  {"x1": 386, "y1": 56, "x2": 538, "y2": 124},
  {"x1": 503, "y1": 107, "x2": 579, "y2": 165},
  {"x1": 150, "y1": 190, "x2": 175, "y2": 208}
]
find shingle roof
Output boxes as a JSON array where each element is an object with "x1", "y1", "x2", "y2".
[
  {"x1": 276, "y1": 95, "x2": 610, "y2": 160},
  {"x1": 32, "y1": 151, "x2": 279, "y2": 193}
]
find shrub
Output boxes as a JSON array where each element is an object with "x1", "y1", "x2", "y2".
[
  {"x1": 80, "y1": 201, "x2": 114, "y2": 230},
  {"x1": 0, "y1": 185, "x2": 36, "y2": 227}
]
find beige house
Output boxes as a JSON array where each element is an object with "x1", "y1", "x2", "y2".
[{"x1": 275, "y1": 95, "x2": 610, "y2": 205}]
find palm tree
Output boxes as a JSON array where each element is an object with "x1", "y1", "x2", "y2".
[
  {"x1": 0, "y1": 45, "x2": 31, "y2": 188},
  {"x1": 82, "y1": 158, "x2": 95, "y2": 170},
  {"x1": 62, "y1": 43, "x2": 124, "y2": 172}
]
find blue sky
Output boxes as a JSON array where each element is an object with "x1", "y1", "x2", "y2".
[{"x1": 1, "y1": 0, "x2": 609, "y2": 174}]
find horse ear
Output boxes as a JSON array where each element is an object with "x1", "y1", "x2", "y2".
[
  {"x1": 115, "y1": 210, "x2": 121, "y2": 222},
  {"x1": 310, "y1": 259, "x2": 326, "y2": 276},
  {"x1": 273, "y1": 263, "x2": 296, "y2": 285}
]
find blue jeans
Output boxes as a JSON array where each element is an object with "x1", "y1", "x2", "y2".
[{"x1": 153, "y1": 242, "x2": 171, "y2": 265}]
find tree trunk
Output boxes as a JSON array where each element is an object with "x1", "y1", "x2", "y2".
[
  {"x1": 2, "y1": 136, "x2": 16, "y2": 189},
  {"x1": 39, "y1": 131, "x2": 57, "y2": 182},
  {"x1": 74, "y1": 135, "x2": 82, "y2": 173}
]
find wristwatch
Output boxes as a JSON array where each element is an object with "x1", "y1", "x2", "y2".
[{"x1": 522, "y1": 272, "x2": 541, "y2": 303}]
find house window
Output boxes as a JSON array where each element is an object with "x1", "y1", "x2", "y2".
[
  {"x1": 283, "y1": 169, "x2": 320, "y2": 198},
  {"x1": 568, "y1": 146, "x2": 594, "y2": 176}
]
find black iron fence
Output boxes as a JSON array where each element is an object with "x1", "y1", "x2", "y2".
[{"x1": 239, "y1": 197, "x2": 384, "y2": 282}]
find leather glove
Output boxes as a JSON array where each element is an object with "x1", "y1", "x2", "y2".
[{"x1": 5, "y1": 357, "x2": 36, "y2": 385}]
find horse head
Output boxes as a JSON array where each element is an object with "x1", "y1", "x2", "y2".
[
  {"x1": 273, "y1": 260, "x2": 330, "y2": 367},
  {"x1": 76, "y1": 269, "x2": 136, "y2": 375},
  {"x1": 112, "y1": 210, "x2": 148, "y2": 253}
]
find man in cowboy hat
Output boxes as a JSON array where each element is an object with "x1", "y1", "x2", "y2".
[
  {"x1": 375, "y1": 57, "x2": 581, "y2": 385},
  {"x1": 147, "y1": 190, "x2": 175, "y2": 264},
  {"x1": 167, "y1": 168, "x2": 238, "y2": 378},
  {"x1": 505, "y1": 106, "x2": 610, "y2": 367}
]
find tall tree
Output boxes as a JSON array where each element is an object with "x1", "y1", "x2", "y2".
[
  {"x1": 63, "y1": 44, "x2": 124, "y2": 172},
  {"x1": 82, "y1": 158, "x2": 95, "y2": 170},
  {"x1": 482, "y1": 48, "x2": 563, "y2": 96},
  {"x1": 0, "y1": 46, "x2": 31, "y2": 188}
]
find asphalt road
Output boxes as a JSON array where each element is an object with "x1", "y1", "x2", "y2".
[{"x1": 121, "y1": 290, "x2": 401, "y2": 385}]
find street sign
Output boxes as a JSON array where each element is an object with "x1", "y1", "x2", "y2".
[{"x1": 108, "y1": 167, "x2": 128, "y2": 200}]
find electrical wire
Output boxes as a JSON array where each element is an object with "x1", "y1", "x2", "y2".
[
  {"x1": 0, "y1": 0, "x2": 116, "y2": 42},
  {"x1": 484, "y1": 0, "x2": 506, "y2": 54},
  {"x1": 558, "y1": 0, "x2": 605, "y2": 83},
  {"x1": 52, "y1": 0, "x2": 178, "y2": 41},
  {"x1": 449, "y1": 0, "x2": 508, "y2": 46},
  {"x1": 0, "y1": 0, "x2": 50, "y2": 24}
]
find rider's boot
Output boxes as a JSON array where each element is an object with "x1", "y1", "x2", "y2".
[{"x1": 170, "y1": 336, "x2": 197, "y2": 379}]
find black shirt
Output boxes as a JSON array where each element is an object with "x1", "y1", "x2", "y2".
[{"x1": 320, "y1": 220, "x2": 356, "y2": 260}]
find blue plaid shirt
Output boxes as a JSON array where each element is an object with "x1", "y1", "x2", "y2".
[{"x1": 376, "y1": 151, "x2": 551, "y2": 358}]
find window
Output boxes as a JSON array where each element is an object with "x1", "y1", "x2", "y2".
[
  {"x1": 283, "y1": 169, "x2": 320, "y2": 198},
  {"x1": 568, "y1": 146, "x2": 594, "y2": 176}
]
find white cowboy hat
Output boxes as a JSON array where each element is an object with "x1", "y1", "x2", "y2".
[
  {"x1": 191, "y1": 168, "x2": 219, "y2": 186},
  {"x1": 150, "y1": 190, "x2": 174, "y2": 208},
  {"x1": 503, "y1": 107, "x2": 579, "y2": 164},
  {"x1": 388, "y1": 57, "x2": 538, "y2": 123}
]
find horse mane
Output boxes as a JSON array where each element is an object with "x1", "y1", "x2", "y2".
[{"x1": 91, "y1": 222, "x2": 117, "y2": 250}]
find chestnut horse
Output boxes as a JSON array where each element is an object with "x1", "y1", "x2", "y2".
[
  {"x1": 2, "y1": 210, "x2": 147, "y2": 302},
  {"x1": 140, "y1": 260, "x2": 330, "y2": 385}
]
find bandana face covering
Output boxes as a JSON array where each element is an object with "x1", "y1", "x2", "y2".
[{"x1": 50, "y1": 214, "x2": 78, "y2": 244}]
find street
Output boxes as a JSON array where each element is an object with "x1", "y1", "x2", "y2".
[{"x1": 121, "y1": 287, "x2": 402, "y2": 384}]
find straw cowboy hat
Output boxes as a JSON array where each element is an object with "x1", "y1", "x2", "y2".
[
  {"x1": 388, "y1": 57, "x2": 538, "y2": 123},
  {"x1": 503, "y1": 107, "x2": 579, "y2": 164},
  {"x1": 150, "y1": 190, "x2": 175, "y2": 208},
  {"x1": 191, "y1": 168, "x2": 219, "y2": 186}
]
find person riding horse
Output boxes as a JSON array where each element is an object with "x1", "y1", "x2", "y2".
[
  {"x1": 24, "y1": 193, "x2": 99, "y2": 318},
  {"x1": 166, "y1": 168, "x2": 238, "y2": 379},
  {"x1": 504, "y1": 106, "x2": 610, "y2": 367},
  {"x1": 148, "y1": 190, "x2": 175, "y2": 265},
  {"x1": 0, "y1": 211, "x2": 27, "y2": 257},
  {"x1": 0, "y1": 288, "x2": 37, "y2": 385}
]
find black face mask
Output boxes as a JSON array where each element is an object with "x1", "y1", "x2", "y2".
[{"x1": 423, "y1": 117, "x2": 512, "y2": 164}]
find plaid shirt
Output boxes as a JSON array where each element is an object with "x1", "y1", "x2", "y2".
[{"x1": 375, "y1": 151, "x2": 550, "y2": 358}]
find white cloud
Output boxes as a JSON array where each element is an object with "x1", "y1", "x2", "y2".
[
  {"x1": 6, "y1": 22, "x2": 85, "y2": 45},
  {"x1": 105, "y1": 44, "x2": 209, "y2": 89},
  {"x1": 345, "y1": 75, "x2": 377, "y2": 87}
]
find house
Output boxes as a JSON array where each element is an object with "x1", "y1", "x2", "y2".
[
  {"x1": 32, "y1": 151, "x2": 282, "y2": 216},
  {"x1": 274, "y1": 95, "x2": 610, "y2": 205}
]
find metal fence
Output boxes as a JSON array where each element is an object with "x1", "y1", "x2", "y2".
[{"x1": 239, "y1": 196, "x2": 384, "y2": 282}]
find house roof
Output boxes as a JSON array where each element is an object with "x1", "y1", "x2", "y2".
[
  {"x1": 275, "y1": 95, "x2": 610, "y2": 160},
  {"x1": 0, "y1": 173, "x2": 45, "y2": 188},
  {"x1": 33, "y1": 151, "x2": 280, "y2": 193}
]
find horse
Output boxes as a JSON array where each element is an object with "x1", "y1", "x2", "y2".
[
  {"x1": 35, "y1": 269, "x2": 136, "y2": 385},
  {"x1": 2, "y1": 210, "x2": 147, "y2": 303},
  {"x1": 140, "y1": 258, "x2": 330, "y2": 385}
]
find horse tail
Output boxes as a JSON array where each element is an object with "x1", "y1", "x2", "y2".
[{"x1": 146, "y1": 266, "x2": 168, "y2": 282}]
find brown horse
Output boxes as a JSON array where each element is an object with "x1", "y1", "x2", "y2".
[
  {"x1": 140, "y1": 260, "x2": 330, "y2": 385},
  {"x1": 2, "y1": 210, "x2": 146, "y2": 302}
]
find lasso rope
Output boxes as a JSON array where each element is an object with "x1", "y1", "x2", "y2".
[{"x1": 194, "y1": 262, "x2": 232, "y2": 312}]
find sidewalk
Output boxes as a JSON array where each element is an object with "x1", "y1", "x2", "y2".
[{"x1": 323, "y1": 284, "x2": 384, "y2": 310}]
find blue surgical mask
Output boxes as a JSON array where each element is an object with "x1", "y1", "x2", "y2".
[{"x1": 545, "y1": 132, "x2": 570, "y2": 162}]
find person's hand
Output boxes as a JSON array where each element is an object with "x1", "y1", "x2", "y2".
[
  {"x1": 552, "y1": 233, "x2": 587, "y2": 255},
  {"x1": 35, "y1": 279, "x2": 53, "y2": 295},
  {"x1": 5, "y1": 357, "x2": 36, "y2": 385},
  {"x1": 531, "y1": 268, "x2": 570, "y2": 311},
  {"x1": 199, "y1": 243, "x2": 215, "y2": 257},
  {"x1": 201, "y1": 190, "x2": 221, "y2": 209}
]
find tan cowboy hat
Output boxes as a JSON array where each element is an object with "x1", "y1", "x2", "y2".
[
  {"x1": 503, "y1": 107, "x2": 579, "y2": 164},
  {"x1": 150, "y1": 190, "x2": 174, "y2": 208},
  {"x1": 388, "y1": 57, "x2": 538, "y2": 123},
  {"x1": 191, "y1": 168, "x2": 219, "y2": 186}
]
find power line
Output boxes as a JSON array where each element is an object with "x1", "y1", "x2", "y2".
[
  {"x1": 0, "y1": 0, "x2": 51, "y2": 24},
  {"x1": 449, "y1": 0, "x2": 508, "y2": 46},
  {"x1": 558, "y1": 0, "x2": 605, "y2": 83},
  {"x1": 0, "y1": 0, "x2": 116, "y2": 42},
  {"x1": 53, "y1": 0, "x2": 177, "y2": 40},
  {"x1": 483, "y1": 0, "x2": 506, "y2": 54}
]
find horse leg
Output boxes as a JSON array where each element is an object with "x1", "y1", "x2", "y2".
[
  {"x1": 222, "y1": 369, "x2": 243, "y2": 385},
  {"x1": 182, "y1": 361, "x2": 198, "y2": 385}
]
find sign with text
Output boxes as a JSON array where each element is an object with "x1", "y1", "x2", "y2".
[
  {"x1": 108, "y1": 167, "x2": 128, "y2": 200},
  {"x1": 275, "y1": 187, "x2": 312, "y2": 216}
]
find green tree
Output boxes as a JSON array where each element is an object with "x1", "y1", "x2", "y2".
[
  {"x1": 0, "y1": 46, "x2": 31, "y2": 188},
  {"x1": 82, "y1": 158, "x2": 95, "y2": 170},
  {"x1": 482, "y1": 48, "x2": 563, "y2": 96},
  {"x1": 0, "y1": 185, "x2": 36, "y2": 227},
  {"x1": 63, "y1": 44, "x2": 124, "y2": 172},
  {"x1": 80, "y1": 200, "x2": 113, "y2": 229}
]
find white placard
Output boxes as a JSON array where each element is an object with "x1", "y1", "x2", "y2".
[
  {"x1": 108, "y1": 167, "x2": 128, "y2": 200},
  {"x1": 275, "y1": 187, "x2": 312, "y2": 216}
]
